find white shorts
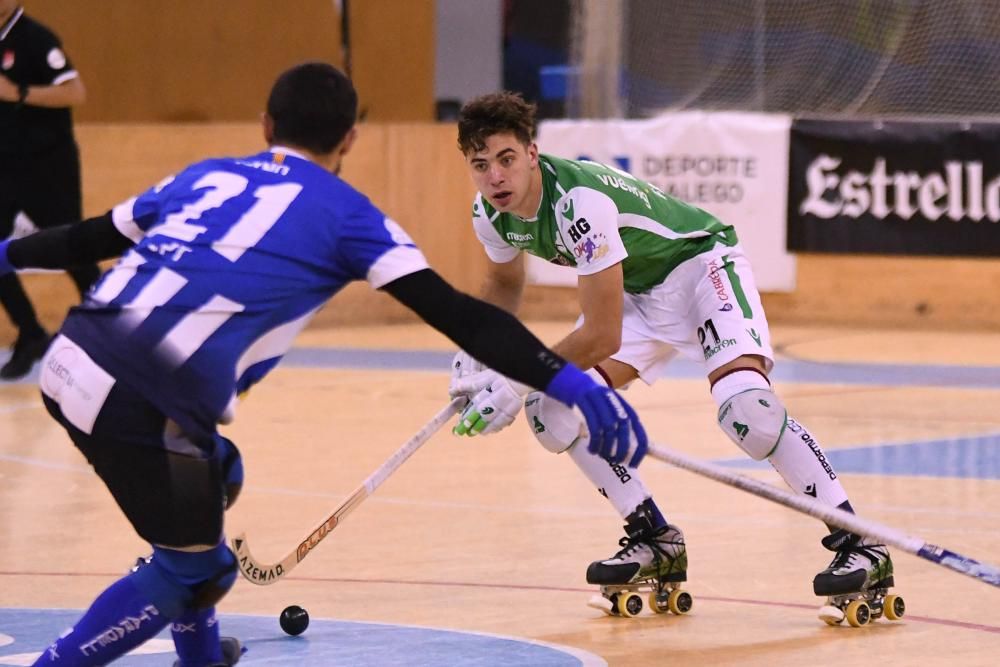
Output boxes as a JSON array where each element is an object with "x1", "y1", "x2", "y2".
[{"x1": 598, "y1": 243, "x2": 775, "y2": 384}]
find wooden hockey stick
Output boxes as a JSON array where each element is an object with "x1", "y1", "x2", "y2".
[
  {"x1": 232, "y1": 398, "x2": 463, "y2": 585},
  {"x1": 647, "y1": 443, "x2": 1000, "y2": 589}
]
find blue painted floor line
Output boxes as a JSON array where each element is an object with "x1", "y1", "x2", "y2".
[
  {"x1": 717, "y1": 432, "x2": 1000, "y2": 480},
  {"x1": 280, "y1": 347, "x2": 1000, "y2": 390},
  {"x1": 0, "y1": 609, "x2": 605, "y2": 666}
]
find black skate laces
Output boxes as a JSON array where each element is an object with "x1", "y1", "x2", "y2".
[{"x1": 613, "y1": 526, "x2": 681, "y2": 562}]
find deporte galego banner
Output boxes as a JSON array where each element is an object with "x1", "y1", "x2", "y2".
[
  {"x1": 536, "y1": 112, "x2": 796, "y2": 292},
  {"x1": 788, "y1": 119, "x2": 1000, "y2": 257}
]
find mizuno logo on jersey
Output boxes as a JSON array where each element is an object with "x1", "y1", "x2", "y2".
[{"x1": 505, "y1": 231, "x2": 534, "y2": 243}]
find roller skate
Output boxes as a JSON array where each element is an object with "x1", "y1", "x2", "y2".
[
  {"x1": 585, "y1": 503, "x2": 692, "y2": 618},
  {"x1": 814, "y1": 529, "x2": 904, "y2": 627}
]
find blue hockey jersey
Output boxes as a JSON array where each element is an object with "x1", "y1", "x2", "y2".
[{"x1": 59, "y1": 147, "x2": 428, "y2": 440}]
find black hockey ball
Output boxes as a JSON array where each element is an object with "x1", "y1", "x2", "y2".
[{"x1": 279, "y1": 605, "x2": 309, "y2": 636}]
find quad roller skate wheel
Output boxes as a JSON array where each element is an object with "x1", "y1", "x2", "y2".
[
  {"x1": 649, "y1": 588, "x2": 693, "y2": 615},
  {"x1": 617, "y1": 592, "x2": 644, "y2": 618},
  {"x1": 845, "y1": 600, "x2": 871, "y2": 627},
  {"x1": 883, "y1": 594, "x2": 905, "y2": 621}
]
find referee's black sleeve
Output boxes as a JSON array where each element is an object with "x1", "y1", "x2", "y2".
[
  {"x1": 6, "y1": 212, "x2": 133, "y2": 269},
  {"x1": 382, "y1": 268, "x2": 567, "y2": 391}
]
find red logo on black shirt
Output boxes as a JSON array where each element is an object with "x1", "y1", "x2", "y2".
[{"x1": 1, "y1": 50, "x2": 13, "y2": 70}]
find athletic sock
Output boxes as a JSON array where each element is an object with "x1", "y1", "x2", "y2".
[
  {"x1": 768, "y1": 415, "x2": 850, "y2": 512},
  {"x1": 31, "y1": 576, "x2": 169, "y2": 666},
  {"x1": 568, "y1": 440, "x2": 655, "y2": 519},
  {"x1": 171, "y1": 606, "x2": 223, "y2": 666}
]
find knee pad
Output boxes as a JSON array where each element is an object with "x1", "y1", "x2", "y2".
[
  {"x1": 131, "y1": 544, "x2": 238, "y2": 619},
  {"x1": 215, "y1": 435, "x2": 244, "y2": 509},
  {"x1": 524, "y1": 391, "x2": 587, "y2": 454},
  {"x1": 717, "y1": 388, "x2": 787, "y2": 460}
]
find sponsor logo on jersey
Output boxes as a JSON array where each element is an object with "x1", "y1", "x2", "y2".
[
  {"x1": 707, "y1": 259, "x2": 730, "y2": 304},
  {"x1": 567, "y1": 217, "x2": 591, "y2": 242},
  {"x1": 573, "y1": 232, "x2": 609, "y2": 264},
  {"x1": 237, "y1": 158, "x2": 290, "y2": 175},
  {"x1": 47, "y1": 47, "x2": 66, "y2": 70},
  {"x1": 562, "y1": 199, "x2": 574, "y2": 222},
  {"x1": 1, "y1": 49, "x2": 13, "y2": 70},
  {"x1": 595, "y1": 173, "x2": 651, "y2": 209},
  {"x1": 805, "y1": 483, "x2": 818, "y2": 498},
  {"x1": 703, "y1": 337, "x2": 738, "y2": 360},
  {"x1": 747, "y1": 328, "x2": 762, "y2": 347},
  {"x1": 505, "y1": 231, "x2": 534, "y2": 246}
]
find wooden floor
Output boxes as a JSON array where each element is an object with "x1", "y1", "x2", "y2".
[{"x1": 2, "y1": 321, "x2": 1000, "y2": 665}]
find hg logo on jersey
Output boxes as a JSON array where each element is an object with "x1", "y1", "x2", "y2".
[{"x1": 574, "y1": 232, "x2": 609, "y2": 264}]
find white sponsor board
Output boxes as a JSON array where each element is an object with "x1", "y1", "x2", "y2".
[{"x1": 533, "y1": 112, "x2": 795, "y2": 291}]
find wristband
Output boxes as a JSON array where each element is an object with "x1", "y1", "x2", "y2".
[
  {"x1": 544, "y1": 364, "x2": 598, "y2": 406},
  {"x1": 0, "y1": 239, "x2": 13, "y2": 276}
]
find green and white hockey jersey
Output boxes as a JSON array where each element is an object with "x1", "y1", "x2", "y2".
[{"x1": 472, "y1": 155, "x2": 738, "y2": 294}]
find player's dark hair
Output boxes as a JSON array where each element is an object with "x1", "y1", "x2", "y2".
[
  {"x1": 457, "y1": 91, "x2": 537, "y2": 155},
  {"x1": 267, "y1": 62, "x2": 358, "y2": 155}
]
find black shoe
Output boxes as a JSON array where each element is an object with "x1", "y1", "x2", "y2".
[{"x1": 0, "y1": 331, "x2": 51, "y2": 380}]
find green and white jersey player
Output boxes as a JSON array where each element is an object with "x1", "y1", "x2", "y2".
[{"x1": 449, "y1": 91, "x2": 898, "y2": 619}]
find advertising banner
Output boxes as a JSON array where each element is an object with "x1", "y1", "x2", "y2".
[
  {"x1": 789, "y1": 119, "x2": 1000, "y2": 256},
  {"x1": 534, "y1": 112, "x2": 795, "y2": 291}
]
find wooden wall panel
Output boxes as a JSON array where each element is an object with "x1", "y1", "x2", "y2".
[
  {"x1": 348, "y1": 0, "x2": 436, "y2": 121},
  {"x1": 3, "y1": 122, "x2": 998, "y2": 347},
  {"x1": 24, "y1": 0, "x2": 434, "y2": 123}
]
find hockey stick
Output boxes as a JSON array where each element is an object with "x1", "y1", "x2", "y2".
[
  {"x1": 232, "y1": 398, "x2": 464, "y2": 585},
  {"x1": 647, "y1": 443, "x2": 1000, "y2": 589}
]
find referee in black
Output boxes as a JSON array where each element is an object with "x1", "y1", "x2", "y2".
[{"x1": 0, "y1": 1, "x2": 99, "y2": 379}]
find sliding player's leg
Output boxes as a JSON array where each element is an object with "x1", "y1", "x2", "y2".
[
  {"x1": 525, "y1": 358, "x2": 687, "y2": 598},
  {"x1": 170, "y1": 435, "x2": 247, "y2": 667},
  {"x1": 696, "y1": 247, "x2": 896, "y2": 622},
  {"x1": 33, "y1": 387, "x2": 241, "y2": 666}
]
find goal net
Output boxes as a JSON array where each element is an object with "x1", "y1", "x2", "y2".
[{"x1": 567, "y1": 0, "x2": 1000, "y2": 118}]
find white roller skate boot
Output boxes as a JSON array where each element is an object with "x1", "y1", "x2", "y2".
[
  {"x1": 586, "y1": 504, "x2": 692, "y2": 618},
  {"x1": 814, "y1": 529, "x2": 904, "y2": 627}
]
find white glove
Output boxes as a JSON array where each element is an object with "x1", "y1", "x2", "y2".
[
  {"x1": 452, "y1": 374, "x2": 525, "y2": 437},
  {"x1": 448, "y1": 350, "x2": 489, "y2": 399}
]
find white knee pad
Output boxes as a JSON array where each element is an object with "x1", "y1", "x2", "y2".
[
  {"x1": 717, "y1": 388, "x2": 787, "y2": 460},
  {"x1": 524, "y1": 392, "x2": 587, "y2": 454}
]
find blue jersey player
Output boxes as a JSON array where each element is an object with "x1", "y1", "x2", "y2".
[{"x1": 0, "y1": 62, "x2": 647, "y2": 667}]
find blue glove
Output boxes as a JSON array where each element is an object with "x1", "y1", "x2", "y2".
[
  {"x1": 0, "y1": 240, "x2": 13, "y2": 276},
  {"x1": 544, "y1": 364, "x2": 648, "y2": 467}
]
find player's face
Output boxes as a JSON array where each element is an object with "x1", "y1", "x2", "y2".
[{"x1": 465, "y1": 133, "x2": 540, "y2": 217}]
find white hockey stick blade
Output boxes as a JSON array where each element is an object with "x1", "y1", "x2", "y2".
[
  {"x1": 647, "y1": 443, "x2": 1000, "y2": 589},
  {"x1": 233, "y1": 398, "x2": 463, "y2": 585}
]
